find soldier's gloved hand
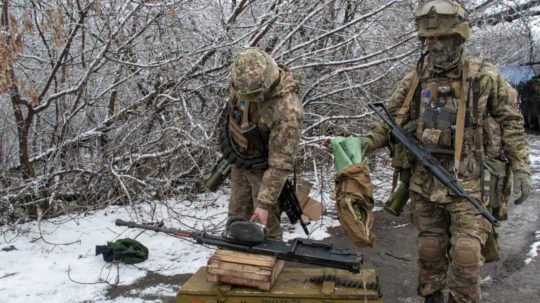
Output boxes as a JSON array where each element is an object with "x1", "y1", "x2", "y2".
[
  {"x1": 358, "y1": 136, "x2": 374, "y2": 156},
  {"x1": 513, "y1": 171, "x2": 531, "y2": 205}
]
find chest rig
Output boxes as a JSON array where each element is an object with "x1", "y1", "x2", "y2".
[
  {"x1": 392, "y1": 60, "x2": 488, "y2": 182},
  {"x1": 219, "y1": 93, "x2": 271, "y2": 171},
  {"x1": 416, "y1": 77, "x2": 471, "y2": 154},
  {"x1": 413, "y1": 61, "x2": 474, "y2": 166}
]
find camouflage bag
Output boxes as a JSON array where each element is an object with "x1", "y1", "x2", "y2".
[
  {"x1": 330, "y1": 137, "x2": 375, "y2": 247},
  {"x1": 334, "y1": 164, "x2": 375, "y2": 247}
]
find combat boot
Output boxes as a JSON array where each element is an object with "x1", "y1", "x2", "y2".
[{"x1": 424, "y1": 290, "x2": 444, "y2": 303}]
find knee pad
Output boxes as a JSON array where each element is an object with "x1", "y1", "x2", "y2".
[
  {"x1": 418, "y1": 236, "x2": 444, "y2": 262},
  {"x1": 451, "y1": 236, "x2": 481, "y2": 267}
]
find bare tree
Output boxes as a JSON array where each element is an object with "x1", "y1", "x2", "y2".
[{"x1": 0, "y1": 0, "x2": 538, "y2": 226}]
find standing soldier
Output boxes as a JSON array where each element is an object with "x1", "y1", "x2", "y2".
[
  {"x1": 219, "y1": 47, "x2": 303, "y2": 240},
  {"x1": 359, "y1": 1, "x2": 530, "y2": 302}
]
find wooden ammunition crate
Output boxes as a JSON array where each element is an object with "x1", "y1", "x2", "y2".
[
  {"x1": 178, "y1": 265, "x2": 383, "y2": 303},
  {"x1": 206, "y1": 249, "x2": 284, "y2": 291}
]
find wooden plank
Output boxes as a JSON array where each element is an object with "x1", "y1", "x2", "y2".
[
  {"x1": 207, "y1": 260, "x2": 273, "y2": 275},
  {"x1": 269, "y1": 260, "x2": 284, "y2": 286},
  {"x1": 209, "y1": 249, "x2": 277, "y2": 267},
  {"x1": 205, "y1": 249, "x2": 285, "y2": 291},
  {"x1": 206, "y1": 273, "x2": 272, "y2": 291},
  {"x1": 206, "y1": 266, "x2": 270, "y2": 281}
]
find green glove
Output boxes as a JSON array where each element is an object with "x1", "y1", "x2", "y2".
[
  {"x1": 513, "y1": 171, "x2": 531, "y2": 205},
  {"x1": 358, "y1": 136, "x2": 373, "y2": 156}
]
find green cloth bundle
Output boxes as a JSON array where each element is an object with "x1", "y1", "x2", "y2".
[
  {"x1": 95, "y1": 238, "x2": 149, "y2": 264},
  {"x1": 330, "y1": 136, "x2": 367, "y2": 172}
]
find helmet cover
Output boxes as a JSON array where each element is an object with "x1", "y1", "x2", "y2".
[
  {"x1": 231, "y1": 47, "x2": 279, "y2": 101},
  {"x1": 415, "y1": 0, "x2": 470, "y2": 40}
]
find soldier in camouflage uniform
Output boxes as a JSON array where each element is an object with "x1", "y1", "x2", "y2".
[
  {"x1": 359, "y1": 1, "x2": 531, "y2": 302},
  {"x1": 222, "y1": 47, "x2": 303, "y2": 240}
]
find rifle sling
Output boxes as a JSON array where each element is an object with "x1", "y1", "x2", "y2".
[
  {"x1": 454, "y1": 60, "x2": 469, "y2": 174},
  {"x1": 391, "y1": 73, "x2": 420, "y2": 193},
  {"x1": 396, "y1": 73, "x2": 420, "y2": 126}
]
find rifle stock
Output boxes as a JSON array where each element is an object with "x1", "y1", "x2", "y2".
[
  {"x1": 115, "y1": 219, "x2": 362, "y2": 273},
  {"x1": 368, "y1": 102, "x2": 500, "y2": 227}
]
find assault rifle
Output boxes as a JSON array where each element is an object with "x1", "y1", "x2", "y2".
[
  {"x1": 368, "y1": 102, "x2": 500, "y2": 227},
  {"x1": 115, "y1": 219, "x2": 362, "y2": 273},
  {"x1": 279, "y1": 179, "x2": 310, "y2": 235}
]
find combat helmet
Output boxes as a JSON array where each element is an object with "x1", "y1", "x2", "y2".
[
  {"x1": 230, "y1": 47, "x2": 280, "y2": 102},
  {"x1": 415, "y1": 0, "x2": 470, "y2": 40}
]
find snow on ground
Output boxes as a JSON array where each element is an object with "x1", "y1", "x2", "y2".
[
  {"x1": 525, "y1": 231, "x2": 540, "y2": 264},
  {"x1": 0, "y1": 188, "x2": 339, "y2": 303},
  {"x1": 525, "y1": 133, "x2": 540, "y2": 265}
]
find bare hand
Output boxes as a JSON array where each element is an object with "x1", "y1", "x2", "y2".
[{"x1": 250, "y1": 207, "x2": 269, "y2": 225}]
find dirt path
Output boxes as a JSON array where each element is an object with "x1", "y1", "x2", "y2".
[
  {"x1": 324, "y1": 131, "x2": 540, "y2": 302},
  {"x1": 326, "y1": 189, "x2": 540, "y2": 303}
]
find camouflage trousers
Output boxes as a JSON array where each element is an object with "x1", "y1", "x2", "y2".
[
  {"x1": 410, "y1": 192, "x2": 491, "y2": 303},
  {"x1": 229, "y1": 166, "x2": 283, "y2": 240}
]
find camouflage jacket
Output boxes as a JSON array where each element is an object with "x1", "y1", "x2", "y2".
[
  {"x1": 367, "y1": 56, "x2": 530, "y2": 202},
  {"x1": 228, "y1": 65, "x2": 303, "y2": 209}
]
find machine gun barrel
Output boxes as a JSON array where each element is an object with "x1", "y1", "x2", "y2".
[
  {"x1": 115, "y1": 219, "x2": 362, "y2": 273},
  {"x1": 368, "y1": 102, "x2": 500, "y2": 227}
]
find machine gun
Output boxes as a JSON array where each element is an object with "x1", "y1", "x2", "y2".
[
  {"x1": 115, "y1": 219, "x2": 362, "y2": 273},
  {"x1": 368, "y1": 102, "x2": 500, "y2": 227}
]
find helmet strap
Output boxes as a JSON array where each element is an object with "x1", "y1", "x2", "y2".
[{"x1": 417, "y1": 49, "x2": 429, "y2": 76}]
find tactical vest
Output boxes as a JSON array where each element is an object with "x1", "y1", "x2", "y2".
[
  {"x1": 394, "y1": 60, "x2": 481, "y2": 166},
  {"x1": 219, "y1": 91, "x2": 272, "y2": 171},
  {"x1": 416, "y1": 78, "x2": 469, "y2": 155},
  {"x1": 395, "y1": 59, "x2": 511, "y2": 218}
]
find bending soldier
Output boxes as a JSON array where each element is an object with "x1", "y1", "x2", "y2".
[
  {"x1": 220, "y1": 47, "x2": 303, "y2": 240},
  {"x1": 359, "y1": 1, "x2": 531, "y2": 302}
]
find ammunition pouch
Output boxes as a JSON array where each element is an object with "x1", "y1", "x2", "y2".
[
  {"x1": 220, "y1": 116, "x2": 268, "y2": 171},
  {"x1": 482, "y1": 225, "x2": 500, "y2": 263},
  {"x1": 482, "y1": 158, "x2": 512, "y2": 221},
  {"x1": 423, "y1": 106, "x2": 457, "y2": 130},
  {"x1": 421, "y1": 102, "x2": 472, "y2": 149}
]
